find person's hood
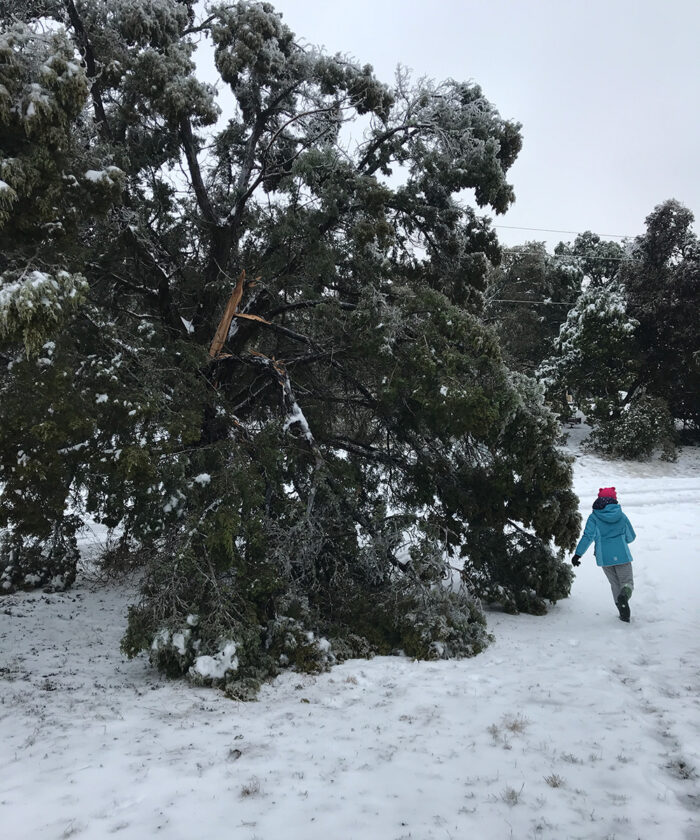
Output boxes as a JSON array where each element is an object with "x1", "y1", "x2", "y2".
[{"x1": 593, "y1": 503, "x2": 623, "y2": 523}]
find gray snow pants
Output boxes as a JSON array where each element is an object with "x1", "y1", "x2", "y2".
[{"x1": 602, "y1": 562, "x2": 634, "y2": 603}]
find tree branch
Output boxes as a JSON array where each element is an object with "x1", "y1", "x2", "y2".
[
  {"x1": 64, "y1": 0, "x2": 111, "y2": 141},
  {"x1": 324, "y1": 436, "x2": 405, "y2": 467},
  {"x1": 225, "y1": 105, "x2": 348, "y2": 230},
  {"x1": 225, "y1": 111, "x2": 267, "y2": 235},
  {"x1": 267, "y1": 299, "x2": 356, "y2": 318},
  {"x1": 231, "y1": 314, "x2": 318, "y2": 348},
  {"x1": 179, "y1": 116, "x2": 216, "y2": 224},
  {"x1": 357, "y1": 123, "x2": 429, "y2": 174}
]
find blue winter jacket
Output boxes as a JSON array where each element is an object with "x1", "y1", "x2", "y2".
[{"x1": 575, "y1": 503, "x2": 636, "y2": 566}]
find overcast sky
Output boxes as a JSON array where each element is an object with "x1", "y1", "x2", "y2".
[{"x1": 239, "y1": 0, "x2": 699, "y2": 249}]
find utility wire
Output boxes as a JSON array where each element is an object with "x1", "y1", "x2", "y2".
[
  {"x1": 488, "y1": 299, "x2": 573, "y2": 306},
  {"x1": 501, "y1": 250, "x2": 639, "y2": 263},
  {"x1": 494, "y1": 224, "x2": 632, "y2": 239}
]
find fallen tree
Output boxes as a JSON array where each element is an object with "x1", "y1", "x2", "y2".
[{"x1": 0, "y1": 1, "x2": 579, "y2": 693}]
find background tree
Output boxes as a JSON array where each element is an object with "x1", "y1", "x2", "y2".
[
  {"x1": 538, "y1": 201, "x2": 698, "y2": 457},
  {"x1": 536, "y1": 280, "x2": 641, "y2": 422},
  {"x1": 0, "y1": 1, "x2": 579, "y2": 693},
  {"x1": 554, "y1": 231, "x2": 625, "y2": 288},
  {"x1": 485, "y1": 242, "x2": 582, "y2": 374},
  {"x1": 619, "y1": 200, "x2": 700, "y2": 438}
]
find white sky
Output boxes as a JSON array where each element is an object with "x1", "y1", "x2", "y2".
[{"x1": 235, "y1": 0, "x2": 700, "y2": 249}]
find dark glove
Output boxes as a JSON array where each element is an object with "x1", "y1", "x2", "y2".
[{"x1": 571, "y1": 554, "x2": 581, "y2": 567}]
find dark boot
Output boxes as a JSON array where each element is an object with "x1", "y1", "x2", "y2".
[{"x1": 616, "y1": 587, "x2": 631, "y2": 622}]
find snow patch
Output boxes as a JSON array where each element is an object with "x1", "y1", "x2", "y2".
[
  {"x1": 171, "y1": 631, "x2": 190, "y2": 656},
  {"x1": 84, "y1": 166, "x2": 123, "y2": 185},
  {"x1": 283, "y1": 402, "x2": 314, "y2": 442},
  {"x1": 191, "y1": 642, "x2": 238, "y2": 679}
]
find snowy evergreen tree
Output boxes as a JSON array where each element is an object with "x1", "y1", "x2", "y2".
[
  {"x1": 586, "y1": 393, "x2": 677, "y2": 461},
  {"x1": 536, "y1": 281, "x2": 639, "y2": 417},
  {"x1": 553, "y1": 231, "x2": 625, "y2": 288},
  {"x1": 539, "y1": 201, "x2": 698, "y2": 457},
  {"x1": 534, "y1": 280, "x2": 678, "y2": 460},
  {"x1": 1, "y1": 1, "x2": 579, "y2": 691},
  {"x1": 620, "y1": 200, "x2": 700, "y2": 437},
  {"x1": 485, "y1": 242, "x2": 582, "y2": 374}
]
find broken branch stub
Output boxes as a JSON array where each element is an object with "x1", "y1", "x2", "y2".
[{"x1": 209, "y1": 270, "x2": 246, "y2": 359}]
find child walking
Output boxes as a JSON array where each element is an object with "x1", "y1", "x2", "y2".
[{"x1": 571, "y1": 487, "x2": 636, "y2": 622}]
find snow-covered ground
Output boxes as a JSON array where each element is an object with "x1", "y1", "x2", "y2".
[{"x1": 1, "y1": 437, "x2": 699, "y2": 840}]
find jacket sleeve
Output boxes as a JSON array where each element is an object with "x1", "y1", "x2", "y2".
[
  {"x1": 624, "y1": 515, "x2": 636, "y2": 543},
  {"x1": 575, "y1": 514, "x2": 597, "y2": 556}
]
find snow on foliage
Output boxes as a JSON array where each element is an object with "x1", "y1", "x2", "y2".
[
  {"x1": 537, "y1": 282, "x2": 638, "y2": 391},
  {"x1": 0, "y1": 22, "x2": 88, "y2": 135},
  {"x1": 84, "y1": 167, "x2": 124, "y2": 185},
  {"x1": 0, "y1": 270, "x2": 88, "y2": 355},
  {"x1": 191, "y1": 642, "x2": 239, "y2": 679}
]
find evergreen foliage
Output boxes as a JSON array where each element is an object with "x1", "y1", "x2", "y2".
[
  {"x1": 585, "y1": 393, "x2": 677, "y2": 462},
  {"x1": 539, "y1": 203, "x2": 698, "y2": 456},
  {"x1": 619, "y1": 200, "x2": 700, "y2": 436},
  {"x1": 554, "y1": 232, "x2": 625, "y2": 288},
  {"x1": 1, "y1": 2, "x2": 579, "y2": 690},
  {"x1": 485, "y1": 242, "x2": 582, "y2": 373},
  {"x1": 536, "y1": 281, "x2": 640, "y2": 422},
  {"x1": 462, "y1": 525, "x2": 574, "y2": 616}
]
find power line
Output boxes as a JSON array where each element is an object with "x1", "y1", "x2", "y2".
[
  {"x1": 501, "y1": 249, "x2": 638, "y2": 263},
  {"x1": 489, "y1": 299, "x2": 573, "y2": 306},
  {"x1": 494, "y1": 224, "x2": 632, "y2": 239}
]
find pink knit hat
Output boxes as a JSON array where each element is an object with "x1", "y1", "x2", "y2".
[{"x1": 598, "y1": 486, "x2": 617, "y2": 499}]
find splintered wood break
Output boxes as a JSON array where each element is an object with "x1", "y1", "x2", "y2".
[
  {"x1": 209, "y1": 270, "x2": 245, "y2": 358},
  {"x1": 232, "y1": 312, "x2": 271, "y2": 325},
  {"x1": 208, "y1": 271, "x2": 267, "y2": 359}
]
